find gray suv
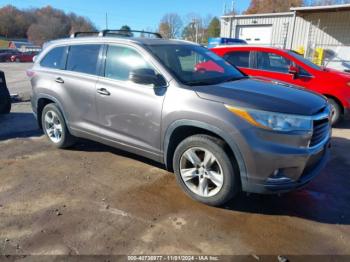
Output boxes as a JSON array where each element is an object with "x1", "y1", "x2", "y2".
[{"x1": 30, "y1": 30, "x2": 332, "y2": 206}]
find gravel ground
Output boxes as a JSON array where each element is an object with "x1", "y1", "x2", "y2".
[{"x1": 0, "y1": 102, "x2": 349, "y2": 256}]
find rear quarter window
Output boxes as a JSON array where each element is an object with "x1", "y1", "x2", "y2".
[{"x1": 40, "y1": 46, "x2": 67, "y2": 70}]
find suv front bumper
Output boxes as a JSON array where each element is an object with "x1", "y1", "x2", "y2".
[
  {"x1": 241, "y1": 140, "x2": 331, "y2": 194},
  {"x1": 237, "y1": 119, "x2": 331, "y2": 195},
  {"x1": 263, "y1": 142, "x2": 330, "y2": 192}
]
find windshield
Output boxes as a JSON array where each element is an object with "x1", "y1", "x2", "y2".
[
  {"x1": 287, "y1": 51, "x2": 321, "y2": 71},
  {"x1": 147, "y1": 44, "x2": 245, "y2": 86}
]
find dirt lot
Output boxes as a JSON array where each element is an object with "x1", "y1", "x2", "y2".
[
  {"x1": 0, "y1": 63, "x2": 32, "y2": 100},
  {"x1": 0, "y1": 64, "x2": 350, "y2": 256}
]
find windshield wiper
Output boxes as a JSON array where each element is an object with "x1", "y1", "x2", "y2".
[{"x1": 186, "y1": 80, "x2": 214, "y2": 86}]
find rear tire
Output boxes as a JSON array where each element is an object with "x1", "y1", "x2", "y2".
[
  {"x1": 41, "y1": 103, "x2": 76, "y2": 148},
  {"x1": 173, "y1": 134, "x2": 240, "y2": 206},
  {"x1": 328, "y1": 98, "x2": 342, "y2": 126}
]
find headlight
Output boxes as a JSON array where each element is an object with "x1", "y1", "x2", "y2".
[{"x1": 225, "y1": 105, "x2": 313, "y2": 132}]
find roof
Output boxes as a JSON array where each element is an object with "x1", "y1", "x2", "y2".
[
  {"x1": 291, "y1": 4, "x2": 350, "y2": 12},
  {"x1": 212, "y1": 45, "x2": 285, "y2": 51},
  {"x1": 46, "y1": 36, "x2": 199, "y2": 48},
  {"x1": 222, "y1": 4, "x2": 350, "y2": 19},
  {"x1": 222, "y1": 12, "x2": 293, "y2": 19}
]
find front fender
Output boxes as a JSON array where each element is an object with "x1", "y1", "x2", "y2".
[{"x1": 163, "y1": 119, "x2": 248, "y2": 182}]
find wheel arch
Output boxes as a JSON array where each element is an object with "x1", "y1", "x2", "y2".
[
  {"x1": 323, "y1": 94, "x2": 344, "y2": 114},
  {"x1": 36, "y1": 94, "x2": 68, "y2": 129},
  {"x1": 163, "y1": 120, "x2": 247, "y2": 181}
]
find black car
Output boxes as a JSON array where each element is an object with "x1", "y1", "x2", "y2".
[{"x1": 0, "y1": 71, "x2": 11, "y2": 114}]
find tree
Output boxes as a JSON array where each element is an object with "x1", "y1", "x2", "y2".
[
  {"x1": 27, "y1": 6, "x2": 70, "y2": 45},
  {"x1": 119, "y1": 25, "x2": 133, "y2": 36},
  {"x1": 120, "y1": 25, "x2": 131, "y2": 32},
  {"x1": 0, "y1": 5, "x2": 96, "y2": 45},
  {"x1": 207, "y1": 17, "x2": 220, "y2": 38},
  {"x1": 182, "y1": 13, "x2": 201, "y2": 42},
  {"x1": 182, "y1": 13, "x2": 213, "y2": 43},
  {"x1": 158, "y1": 13, "x2": 182, "y2": 39},
  {"x1": 0, "y1": 5, "x2": 34, "y2": 38},
  {"x1": 244, "y1": 0, "x2": 304, "y2": 14},
  {"x1": 69, "y1": 13, "x2": 96, "y2": 34}
]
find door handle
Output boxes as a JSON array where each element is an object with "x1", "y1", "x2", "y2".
[
  {"x1": 97, "y1": 88, "x2": 111, "y2": 96},
  {"x1": 55, "y1": 77, "x2": 64, "y2": 84}
]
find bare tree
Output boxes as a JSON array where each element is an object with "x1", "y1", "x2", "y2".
[
  {"x1": 0, "y1": 5, "x2": 34, "y2": 38},
  {"x1": 69, "y1": 13, "x2": 96, "y2": 34},
  {"x1": 158, "y1": 13, "x2": 183, "y2": 39},
  {"x1": 0, "y1": 5, "x2": 95, "y2": 45}
]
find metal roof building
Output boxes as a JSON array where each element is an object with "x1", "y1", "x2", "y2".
[{"x1": 220, "y1": 4, "x2": 350, "y2": 70}]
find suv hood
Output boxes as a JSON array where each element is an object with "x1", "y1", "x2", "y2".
[{"x1": 194, "y1": 77, "x2": 328, "y2": 116}]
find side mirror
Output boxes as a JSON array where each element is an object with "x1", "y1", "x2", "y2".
[
  {"x1": 129, "y1": 68, "x2": 165, "y2": 86},
  {"x1": 288, "y1": 65, "x2": 299, "y2": 77}
]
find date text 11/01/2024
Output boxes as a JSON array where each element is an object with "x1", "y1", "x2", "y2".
[{"x1": 127, "y1": 256, "x2": 220, "y2": 261}]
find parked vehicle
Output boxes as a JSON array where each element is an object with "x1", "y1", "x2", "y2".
[
  {"x1": 29, "y1": 30, "x2": 331, "y2": 206},
  {"x1": 0, "y1": 71, "x2": 11, "y2": 114},
  {"x1": 207, "y1": 37, "x2": 247, "y2": 48},
  {"x1": 211, "y1": 45, "x2": 350, "y2": 125},
  {"x1": 0, "y1": 49, "x2": 21, "y2": 62},
  {"x1": 11, "y1": 51, "x2": 39, "y2": 63}
]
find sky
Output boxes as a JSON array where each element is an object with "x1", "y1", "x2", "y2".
[{"x1": 1, "y1": 0, "x2": 250, "y2": 30}]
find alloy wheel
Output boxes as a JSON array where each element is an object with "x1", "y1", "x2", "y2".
[
  {"x1": 44, "y1": 110, "x2": 63, "y2": 143},
  {"x1": 179, "y1": 147, "x2": 224, "y2": 198}
]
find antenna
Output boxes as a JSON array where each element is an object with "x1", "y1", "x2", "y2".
[
  {"x1": 223, "y1": 2, "x2": 227, "y2": 15},
  {"x1": 105, "y1": 12, "x2": 109, "y2": 29}
]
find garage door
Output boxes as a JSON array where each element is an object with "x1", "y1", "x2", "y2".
[{"x1": 236, "y1": 25, "x2": 272, "y2": 45}]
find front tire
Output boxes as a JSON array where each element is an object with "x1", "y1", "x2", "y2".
[
  {"x1": 329, "y1": 98, "x2": 342, "y2": 126},
  {"x1": 173, "y1": 135, "x2": 240, "y2": 206},
  {"x1": 42, "y1": 103, "x2": 76, "y2": 148}
]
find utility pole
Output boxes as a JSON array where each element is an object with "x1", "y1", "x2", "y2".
[
  {"x1": 191, "y1": 19, "x2": 199, "y2": 43},
  {"x1": 105, "y1": 12, "x2": 109, "y2": 29}
]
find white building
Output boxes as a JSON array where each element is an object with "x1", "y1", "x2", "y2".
[{"x1": 221, "y1": 4, "x2": 350, "y2": 71}]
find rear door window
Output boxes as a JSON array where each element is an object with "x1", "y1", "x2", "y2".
[
  {"x1": 223, "y1": 51, "x2": 251, "y2": 68},
  {"x1": 66, "y1": 44, "x2": 101, "y2": 75},
  {"x1": 256, "y1": 52, "x2": 292, "y2": 73},
  {"x1": 40, "y1": 46, "x2": 67, "y2": 70}
]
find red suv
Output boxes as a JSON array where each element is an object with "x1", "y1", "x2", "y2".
[{"x1": 210, "y1": 46, "x2": 350, "y2": 125}]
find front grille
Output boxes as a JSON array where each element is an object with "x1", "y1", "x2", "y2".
[{"x1": 309, "y1": 118, "x2": 330, "y2": 147}]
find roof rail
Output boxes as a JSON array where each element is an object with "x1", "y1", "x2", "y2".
[
  {"x1": 70, "y1": 31, "x2": 100, "y2": 38},
  {"x1": 100, "y1": 29, "x2": 162, "y2": 39}
]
